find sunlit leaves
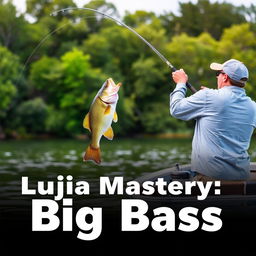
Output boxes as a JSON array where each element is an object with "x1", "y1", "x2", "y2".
[{"x1": 0, "y1": 46, "x2": 20, "y2": 117}]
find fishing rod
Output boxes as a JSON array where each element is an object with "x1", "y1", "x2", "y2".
[{"x1": 51, "y1": 7, "x2": 198, "y2": 94}]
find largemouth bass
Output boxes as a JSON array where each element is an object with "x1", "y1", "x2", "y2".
[{"x1": 83, "y1": 78, "x2": 121, "y2": 164}]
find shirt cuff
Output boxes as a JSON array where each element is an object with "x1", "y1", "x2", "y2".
[
  {"x1": 171, "y1": 83, "x2": 187, "y2": 97},
  {"x1": 175, "y1": 83, "x2": 187, "y2": 90}
]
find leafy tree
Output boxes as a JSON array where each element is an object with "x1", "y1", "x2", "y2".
[
  {"x1": 81, "y1": 24, "x2": 139, "y2": 90},
  {"x1": 141, "y1": 102, "x2": 186, "y2": 133},
  {"x1": 29, "y1": 56, "x2": 63, "y2": 105},
  {"x1": 134, "y1": 17, "x2": 168, "y2": 59},
  {"x1": 217, "y1": 23, "x2": 256, "y2": 100},
  {"x1": 0, "y1": 46, "x2": 20, "y2": 117},
  {"x1": 0, "y1": 81, "x2": 17, "y2": 117},
  {"x1": 82, "y1": 33, "x2": 113, "y2": 68},
  {"x1": 26, "y1": 0, "x2": 76, "y2": 20},
  {"x1": 45, "y1": 106, "x2": 68, "y2": 136},
  {"x1": 123, "y1": 10, "x2": 156, "y2": 27},
  {"x1": 83, "y1": 0, "x2": 119, "y2": 32},
  {"x1": 161, "y1": 0, "x2": 246, "y2": 39},
  {"x1": 218, "y1": 23, "x2": 256, "y2": 57},
  {"x1": 29, "y1": 48, "x2": 106, "y2": 134},
  {"x1": 25, "y1": 0, "x2": 93, "y2": 62},
  {"x1": 238, "y1": 4, "x2": 256, "y2": 24},
  {"x1": 132, "y1": 57, "x2": 164, "y2": 98},
  {"x1": 59, "y1": 48, "x2": 106, "y2": 133},
  {"x1": 0, "y1": 0, "x2": 28, "y2": 51},
  {"x1": 165, "y1": 32, "x2": 219, "y2": 90},
  {"x1": 1, "y1": 0, "x2": 256, "y2": 137},
  {"x1": 14, "y1": 98, "x2": 48, "y2": 134}
]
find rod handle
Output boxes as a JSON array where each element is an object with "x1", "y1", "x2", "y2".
[
  {"x1": 170, "y1": 67, "x2": 197, "y2": 94},
  {"x1": 186, "y1": 82, "x2": 198, "y2": 94}
]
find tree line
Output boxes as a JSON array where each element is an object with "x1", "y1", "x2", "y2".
[{"x1": 0, "y1": 0, "x2": 256, "y2": 138}]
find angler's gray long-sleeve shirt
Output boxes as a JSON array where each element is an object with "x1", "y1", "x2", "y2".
[{"x1": 170, "y1": 83, "x2": 256, "y2": 180}]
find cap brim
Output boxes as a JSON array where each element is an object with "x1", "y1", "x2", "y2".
[{"x1": 210, "y1": 63, "x2": 223, "y2": 71}]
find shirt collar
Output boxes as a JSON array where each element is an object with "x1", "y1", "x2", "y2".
[{"x1": 223, "y1": 85, "x2": 245, "y2": 92}]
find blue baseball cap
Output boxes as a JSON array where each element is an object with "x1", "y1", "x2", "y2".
[{"x1": 210, "y1": 59, "x2": 249, "y2": 84}]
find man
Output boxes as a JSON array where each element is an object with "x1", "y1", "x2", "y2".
[{"x1": 170, "y1": 59, "x2": 256, "y2": 180}]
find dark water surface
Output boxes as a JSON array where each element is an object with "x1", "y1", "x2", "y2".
[
  {"x1": 0, "y1": 137, "x2": 256, "y2": 199},
  {"x1": 0, "y1": 138, "x2": 193, "y2": 199},
  {"x1": 1, "y1": 138, "x2": 256, "y2": 252}
]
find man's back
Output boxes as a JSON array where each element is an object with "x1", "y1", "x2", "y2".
[
  {"x1": 192, "y1": 86, "x2": 256, "y2": 180},
  {"x1": 170, "y1": 84, "x2": 256, "y2": 180}
]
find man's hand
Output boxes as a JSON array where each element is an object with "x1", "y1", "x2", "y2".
[{"x1": 172, "y1": 69, "x2": 188, "y2": 84}]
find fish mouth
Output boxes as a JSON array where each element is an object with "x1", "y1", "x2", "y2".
[
  {"x1": 100, "y1": 78, "x2": 122, "y2": 103},
  {"x1": 107, "y1": 78, "x2": 122, "y2": 88},
  {"x1": 107, "y1": 78, "x2": 114, "y2": 84},
  {"x1": 99, "y1": 96, "x2": 111, "y2": 104},
  {"x1": 99, "y1": 93, "x2": 118, "y2": 105}
]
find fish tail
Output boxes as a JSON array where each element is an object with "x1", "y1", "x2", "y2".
[{"x1": 83, "y1": 145, "x2": 101, "y2": 164}]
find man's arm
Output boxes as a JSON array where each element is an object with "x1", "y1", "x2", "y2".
[{"x1": 170, "y1": 69, "x2": 207, "y2": 121}]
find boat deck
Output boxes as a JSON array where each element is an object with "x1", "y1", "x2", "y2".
[{"x1": 135, "y1": 162, "x2": 256, "y2": 196}]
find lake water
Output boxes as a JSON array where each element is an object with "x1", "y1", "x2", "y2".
[
  {"x1": 1, "y1": 138, "x2": 256, "y2": 247},
  {"x1": 0, "y1": 137, "x2": 256, "y2": 201},
  {"x1": 0, "y1": 138, "x2": 191, "y2": 200}
]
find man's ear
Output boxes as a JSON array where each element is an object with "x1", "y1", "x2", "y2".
[{"x1": 224, "y1": 74, "x2": 229, "y2": 82}]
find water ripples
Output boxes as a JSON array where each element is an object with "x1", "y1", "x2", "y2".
[{"x1": 0, "y1": 138, "x2": 255, "y2": 200}]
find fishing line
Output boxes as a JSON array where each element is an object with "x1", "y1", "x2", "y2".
[
  {"x1": 21, "y1": 15, "x2": 97, "y2": 74},
  {"x1": 51, "y1": 7, "x2": 197, "y2": 93},
  {"x1": 51, "y1": 7, "x2": 173, "y2": 68},
  {"x1": 21, "y1": 22, "x2": 70, "y2": 74},
  {"x1": 16, "y1": 22, "x2": 71, "y2": 86}
]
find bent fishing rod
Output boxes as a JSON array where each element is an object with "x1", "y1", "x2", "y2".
[{"x1": 51, "y1": 7, "x2": 197, "y2": 93}]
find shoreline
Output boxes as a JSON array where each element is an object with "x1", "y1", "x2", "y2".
[{"x1": 0, "y1": 132, "x2": 193, "y2": 141}]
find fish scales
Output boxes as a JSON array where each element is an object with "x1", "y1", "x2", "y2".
[{"x1": 83, "y1": 78, "x2": 121, "y2": 164}]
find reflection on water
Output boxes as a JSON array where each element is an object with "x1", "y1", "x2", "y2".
[{"x1": 0, "y1": 138, "x2": 256, "y2": 200}]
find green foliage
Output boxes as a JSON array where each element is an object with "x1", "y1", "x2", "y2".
[
  {"x1": 29, "y1": 56, "x2": 62, "y2": 90},
  {"x1": 29, "y1": 56, "x2": 63, "y2": 106},
  {"x1": 141, "y1": 102, "x2": 186, "y2": 133},
  {"x1": 0, "y1": 1, "x2": 27, "y2": 50},
  {"x1": 29, "y1": 48, "x2": 106, "y2": 135},
  {"x1": 82, "y1": 33, "x2": 112, "y2": 67},
  {"x1": 14, "y1": 98, "x2": 48, "y2": 133},
  {"x1": 0, "y1": 46, "x2": 20, "y2": 80},
  {"x1": 59, "y1": 49, "x2": 106, "y2": 134},
  {"x1": 218, "y1": 23, "x2": 256, "y2": 57},
  {"x1": 131, "y1": 57, "x2": 165, "y2": 98},
  {"x1": 165, "y1": 32, "x2": 219, "y2": 88},
  {"x1": 123, "y1": 11, "x2": 156, "y2": 27},
  {"x1": 1, "y1": 0, "x2": 256, "y2": 138},
  {"x1": 161, "y1": 0, "x2": 246, "y2": 39},
  {"x1": 0, "y1": 80, "x2": 17, "y2": 117},
  {"x1": 45, "y1": 106, "x2": 68, "y2": 136},
  {"x1": 83, "y1": 0, "x2": 119, "y2": 32},
  {"x1": 62, "y1": 49, "x2": 91, "y2": 88},
  {"x1": 240, "y1": 4, "x2": 256, "y2": 24},
  {"x1": 217, "y1": 23, "x2": 256, "y2": 99},
  {"x1": 26, "y1": 0, "x2": 76, "y2": 19},
  {"x1": 0, "y1": 46, "x2": 20, "y2": 117}
]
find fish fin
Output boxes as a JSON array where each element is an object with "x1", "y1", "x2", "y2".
[
  {"x1": 83, "y1": 145, "x2": 101, "y2": 164},
  {"x1": 83, "y1": 113, "x2": 91, "y2": 131},
  {"x1": 113, "y1": 111, "x2": 118, "y2": 123},
  {"x1": 103, "y1": 126, "x2": 114, "y2": 140},
  {"x1": 104, "y1": 105, "x2": 111, "y2": 115}
]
